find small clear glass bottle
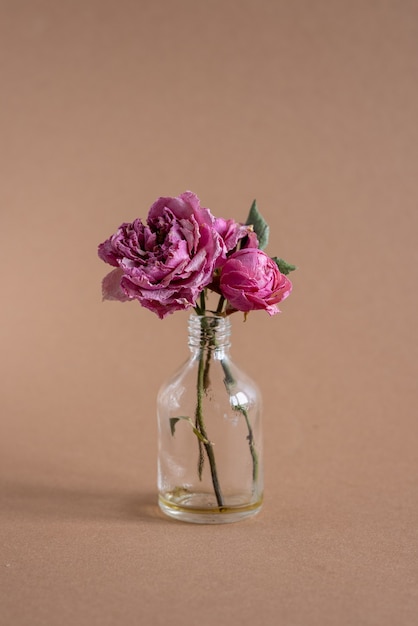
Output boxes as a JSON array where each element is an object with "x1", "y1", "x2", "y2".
[{"x1": 157, "y1": 314, "x2": 263, "y2": 523}]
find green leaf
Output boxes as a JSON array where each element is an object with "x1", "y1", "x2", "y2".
[
  {"x1": 271, "y1": 257, "x2": 297, "y2": 275},
  {"x1": 169, "y1": 416, "x2": 210, "y2": 445},
  {"x1": 169, "y1": 417, "x2": 181, "y2": 436},
  {"x1": 245, "y1": 200, "x2": 270, "y2": 250}
]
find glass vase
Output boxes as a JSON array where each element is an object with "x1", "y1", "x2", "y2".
[{"x1": 157, "y1": 314, "x2": 263, "y2": 524}]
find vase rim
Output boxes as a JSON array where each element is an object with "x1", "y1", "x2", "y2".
[
  {"x1": 188, "y1": 313, "x2": 231, "y2": 350},
  {"x1": 189, "y1": 312, "x2": 231, "y2": 325}
]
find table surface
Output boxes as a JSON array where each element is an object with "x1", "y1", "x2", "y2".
[{"x1": 1, "y1": 2, "x2": 417, "y2": 625}]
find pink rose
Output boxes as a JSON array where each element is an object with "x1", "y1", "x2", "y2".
[
  {"x1": 98, "y1": 191, "x2": 224, "y2": 318},
  {"x1": 213, "y1": 218, "x2": 258, "y2": 258},
  {"x1": 219, "y1": 248, "x2": 292, "y2": 316}
]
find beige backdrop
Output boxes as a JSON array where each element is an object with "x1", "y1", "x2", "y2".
[{"x1": 1, "y1": 1, "x2": 417, "y2": 625}]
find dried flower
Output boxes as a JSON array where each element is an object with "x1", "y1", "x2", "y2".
[
  {"x1": 99, "y1": 192, "x2": 223, "y2": 318},
  {"x1": 220, "y1": 248, "x2": 292, "y2": 316},
  {"x1": 98, "y1": 192, "x2": 295, "y2": 318}
]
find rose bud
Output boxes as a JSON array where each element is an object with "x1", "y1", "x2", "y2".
[{"x1": 219, "y1": 248, "x2": 292, "y2": 316}]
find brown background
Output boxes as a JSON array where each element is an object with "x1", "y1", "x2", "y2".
[{"x1": 1, "y1": 1, "x2": 417, "y2": 624}]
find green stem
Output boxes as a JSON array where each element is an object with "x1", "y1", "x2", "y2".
[
  {"x1": 195, "y1": 322, "x2": 224, "y2": 509},
  {"x1": 203, "y1": 347, "x2": 212, "y2": 392},
  {"x1": 221, "y1": 359, "x2": 259, "y2": 483},
  {"x1": 215, "y1": 295, "x2": 226, "y2": 315},
  {"x1": 199, "y1": 290, "x2": 206, "y2": 315},
  {"x1": 239, "y1": 405, "x2": 259, "y2": 483}
]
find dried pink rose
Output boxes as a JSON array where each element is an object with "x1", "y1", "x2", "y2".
[
  {"x1": 219, "y1": 248, "x2": 292, "y2": 316},
  {"x1": 213, "y1": 218, "x2": 258, "y2": 258},
  {"x1": 98, "y1": 191, "x2": 224, "y2": 318}
]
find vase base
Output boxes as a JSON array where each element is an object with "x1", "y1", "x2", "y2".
[{"x1": 158, "y1": 491, "x2": 263, "y2": 524}]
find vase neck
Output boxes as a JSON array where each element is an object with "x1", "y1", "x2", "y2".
[{"x1": 188, "y1": 315, "x2": 231, "y2": 357}]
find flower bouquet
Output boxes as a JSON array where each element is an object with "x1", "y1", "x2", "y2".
[{"x1": 98, "y1": 191, "x2": 295, "y2": 523}]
